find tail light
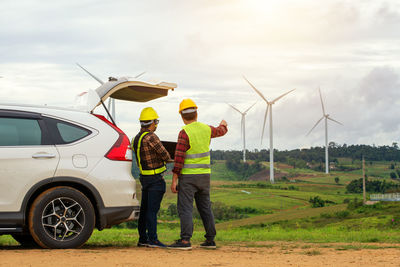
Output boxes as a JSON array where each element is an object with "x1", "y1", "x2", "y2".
[{"x1": 94, "y1": 114, "x2": 132, "y2": 161}]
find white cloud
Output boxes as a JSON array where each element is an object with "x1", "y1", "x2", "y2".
[{"x1": 1, "y1": 0, "x2": 400, "y2": 150}]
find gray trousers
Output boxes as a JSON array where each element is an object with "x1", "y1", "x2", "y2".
[{"x1": 177, "y1": 173, "x2": 216, "y2": 241}]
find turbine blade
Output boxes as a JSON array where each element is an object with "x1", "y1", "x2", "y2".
[
  {"x1": 327, "y1": 116, "x2": 343, "y2": 125},
  {"x1": 243, "y1": 75, "x2": 269, "y2": 103},
  {"x1": 227, "y1": 103, "x2": 243, "y2": 114},
  {"x1": 244, "y1": 101, "x2": 257, "y2": 114},
  {"x1": 134, "y1": 71, "x2": 146, "y2": 78},
  {"x1": 306, "y1": 116, "x2": 324, "y2": 136},
  {"x1": 271, "y1": 88, "x2": 296, "y2": 104},
  {"x1": 319, "y1": 87, "x2": 326, "y2": 115},
  {"x1": 76, "y1": 63, "x2": 104, "y2": 85},
  {"x1": 261, "y1": 105, "x2": 269, "y2": 145}
]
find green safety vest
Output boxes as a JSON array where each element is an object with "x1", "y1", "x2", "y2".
[
  {"x1": 132, "y1": 131, "x2": 166, "y2": 175},
  {"x1": 181, "y1": 122, "x2": 211, "y2": 175}
]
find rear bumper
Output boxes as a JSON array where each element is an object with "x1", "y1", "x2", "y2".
[{"x1": 98, "y1": 205, "x2": 140, "y2": 230}]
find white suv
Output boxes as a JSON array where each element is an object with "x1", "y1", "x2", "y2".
[{"x1": 0, "y1": 77, "x2": 176, "y2": 248}]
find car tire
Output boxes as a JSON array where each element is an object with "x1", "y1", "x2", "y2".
[
  {"x1": 11, "y1": 233, "x2": 39, "y2": 248},
  {"x1": 28, "y1": 186, "x2": 95, "y2": 249}
]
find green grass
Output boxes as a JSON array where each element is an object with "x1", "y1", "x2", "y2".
[{"x1": 1, "y1": 159, "x2": 399, "y2": 248}]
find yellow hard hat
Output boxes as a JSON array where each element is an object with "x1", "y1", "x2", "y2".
[
  {"x1": 139, "y1": 107, "x2": 159, "y2": 121},
  {"x1": 179, "y1": 98, "x2": 198, "y2": 113}
]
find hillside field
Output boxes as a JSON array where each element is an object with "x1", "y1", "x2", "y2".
[{"x1": 1, "y1": 159, "x2": 400, "y2": 247}]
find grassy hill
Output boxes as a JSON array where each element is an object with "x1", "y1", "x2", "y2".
[{"x1": 1, "y1": 159, "x2": 399, "y2": 247}]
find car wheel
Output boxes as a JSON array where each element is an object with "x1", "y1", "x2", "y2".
[
  {"x1": 28, "y1": 186, "x2": 95, "y2": 249},
  {"x1": 11, "y1": 233, "x2": 39, "y2": 248}
]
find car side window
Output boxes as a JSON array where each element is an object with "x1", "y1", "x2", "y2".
[
  {"x1": 44, "y1": 117, "x2": 91, "y2": 145},
  {"x1": 0, "y1": 118, "x2": 42, "y2": 146}
]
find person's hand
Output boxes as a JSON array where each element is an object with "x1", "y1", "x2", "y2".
[
  {"x1": 171, "y1": 173, "x2": 179, "y2": 193},
  {"x1": 171, "y1": 179, "x2": 178, "y2": 193},
  {"x1": 220, "y1": 120, "x2": 227, "y2": 127}
]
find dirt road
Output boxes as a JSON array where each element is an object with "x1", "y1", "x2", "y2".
[{"x1": 1, "y1": 242, "x2": 399, "y2": 267}]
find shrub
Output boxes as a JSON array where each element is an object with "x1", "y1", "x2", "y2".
[
  {"x1": 347, "y1": 198, "x2": 364, "y2": 210},
  {"x1": 309, "y1": 196, "x2": 325, "y2": 208},
  {"x1": 343, "y1": 198, "x2": 351, "y2": 204},
  {"x1": 334, "y1": 210, "x2": 350, "y2": 219},
  {"x1": 320, "y1": 213, "x2": 332, "y2": 218},
  {"x1": 167, "y1": 203, "x2": 178, "y2": 217},
  {"x1": 334, "y1": 177, "x2": 340, "y2": 184},
  {"x1": 390, "y1": 172, "x2": 397, "y2": 179}
]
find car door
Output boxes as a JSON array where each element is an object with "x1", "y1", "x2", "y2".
[{"x1": 0, "y1": 110, "x2": 59, "y2": 212}]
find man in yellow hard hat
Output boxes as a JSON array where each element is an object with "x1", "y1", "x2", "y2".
[
  {"x1": 168, "y1": 99, "x2": 228, "y2": 250},
  {"x1": 132, "y1": 107, "x2": 171, "y2": 248}
]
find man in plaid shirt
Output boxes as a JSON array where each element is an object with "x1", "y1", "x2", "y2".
[
  {"x1": 132, "y1": 107, "x2": 171, "y2": 248},
  {"x1": 168, "y1": 99, "x2": 227, "y2": 250}
]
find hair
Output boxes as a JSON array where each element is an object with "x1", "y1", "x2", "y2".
[
  {"x1": 140, "y1": 120, "x2": 152, "y2": 129},
  {"x1": 181, "y1": 110, "x2": 197, "y2": 121}
]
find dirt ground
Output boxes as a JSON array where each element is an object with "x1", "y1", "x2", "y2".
[{"x1": 1, "y1": 242, "x2": 400, "y2": 267}]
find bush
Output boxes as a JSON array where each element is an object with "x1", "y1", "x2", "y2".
[
  {"x1": 334, "y1": 177, "x2": 340, "y2": 184},
  {"x1": 390, "y1": 172, "x2": 397, "y2": 179},
  {"x1": 320, "y1": 213, "x2": 332, "y2": 218},
  {"x1": 193, "y1": 202, "x2": 264, "y2": 222},
  {"x1": 346, "y1": 178, "x2": 400, "y2": 193},
  {"x1": 309, "y1": 196, "x2": 325, "y2": 208},
  {"x1": 347, "y1": 198, "x2": 364, "y2": 210},
  {"x1": 167, "y1": 203, "x2": 178, "y2": 217},
  {"x1": 389, "y1": 215, "x2": 400, "y2": 228},
  {"x1": 334, "y1": 210, "x2": 350, "y2": 219}
]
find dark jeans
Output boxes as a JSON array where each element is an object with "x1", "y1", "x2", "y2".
[
  {"x1": 138, "y1": 174, "x2": 166, "y2": 242},
  {"x1": 177, "y1": 174, "x2": 216, "y2": 241}
]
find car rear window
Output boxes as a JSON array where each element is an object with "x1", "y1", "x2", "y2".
[
  {"x1": 0, "y1": 117, "x2": 42, "y2": 146},
  {"x1": 44, "y1": 117, "x2": 91, "y2": 144}
]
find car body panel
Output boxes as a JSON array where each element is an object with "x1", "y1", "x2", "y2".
[{"x1": 0, "y1": 145, "x2": 59, "y2": 211}]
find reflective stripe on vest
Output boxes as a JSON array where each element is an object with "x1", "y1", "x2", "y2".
[
  {"x1": 135, "y1": 131, "x2": 166, "y2": 175},
  {"x1": 181, "y1": 122, "x2": 211, "y2": 175}
]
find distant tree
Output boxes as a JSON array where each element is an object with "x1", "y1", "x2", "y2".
[
  {"x1": 390, "y1": 172, "x2": 397, "y2": 179},
  {"x1": 390, "y1": 163, "x2": 395, "y2": 169},
  {"x1": 334, "y1": 177, "x2": 340, "y2": 184},
  {"x1": 396, "y1": 169, "x2": 400, "y2": 178},
  {"x1": 309, "y1": 196, "x2": 325, "y2": 208}
]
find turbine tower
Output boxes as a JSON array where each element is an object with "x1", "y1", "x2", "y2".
[
  {"x1": 306, "y1": 88, "x2": 343, "y2": 174},
  {"x1": 227, "y1": 102, "x2": 257, "y2": 162},
  {"x1": 243, "y1": 76, "x2": 295, "y2": 183}
]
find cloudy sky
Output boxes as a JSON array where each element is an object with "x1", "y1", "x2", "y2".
[{"x1": 1, "y1": 0, "x2": 400, "y2": 150}]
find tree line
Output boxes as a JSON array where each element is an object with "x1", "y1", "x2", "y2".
[{"x1": 211, "y1": 143, "x2": 400, "y2": 163}]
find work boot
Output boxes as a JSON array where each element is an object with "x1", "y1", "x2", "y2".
[
  {"x1": 137, "y1": 240, "x2": 149, "y2": 247},
  {"x1": 148, "y1": 240, "x2": 167, "y2": 248},
  {"x1": 167, "y1": 239, "x2": 192, "y2": 250},
  {"x1": 200, "y1": 240, "x2": 216, "y2": 249}
]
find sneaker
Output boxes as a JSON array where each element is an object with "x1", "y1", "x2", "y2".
[
  {"x1": 137, "y1": 240, "x2": 149, "y2": 247},
  {"x1": 200, "y1": 240, "x2": 216, "y2": 249},
  {"x1": 148, "y1": 240, "x2": 167, "y2": 248},
  {"x1": 167, "y1": 239, "x2": 192, "y2": 250}
]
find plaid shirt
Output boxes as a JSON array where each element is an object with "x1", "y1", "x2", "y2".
[
  {"x1": 134, "y1": 130, "x2": 171, "y2": 170},
  {"x1": 172, "y1": 124, "x2": 228, "y2": 175}
]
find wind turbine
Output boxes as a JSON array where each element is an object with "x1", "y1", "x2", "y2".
[
  {"x1": 243, "y1": 76, "x2": 295, "y2": 183},
  {"x1": 227, "y1": 102, "x2": 257, "y2": 162},
  {"x1": 76, "y1": 63, "x2": 145, "y2": 123},
  {"x1": 307, "y1": 88, "x2": 343, "y2": 174}
]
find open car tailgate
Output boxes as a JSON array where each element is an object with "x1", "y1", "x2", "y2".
[{"x1": 75, "y1": 77, "x2": 177, "y2": 112}]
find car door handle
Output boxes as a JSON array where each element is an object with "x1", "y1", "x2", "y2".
[{"x1": 32, "y1": 153, "x2": 56, "y2": 159}]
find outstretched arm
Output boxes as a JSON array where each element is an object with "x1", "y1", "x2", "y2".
[{"x1": 210, "y1": 120, "x2": 228, "y2": 138}]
